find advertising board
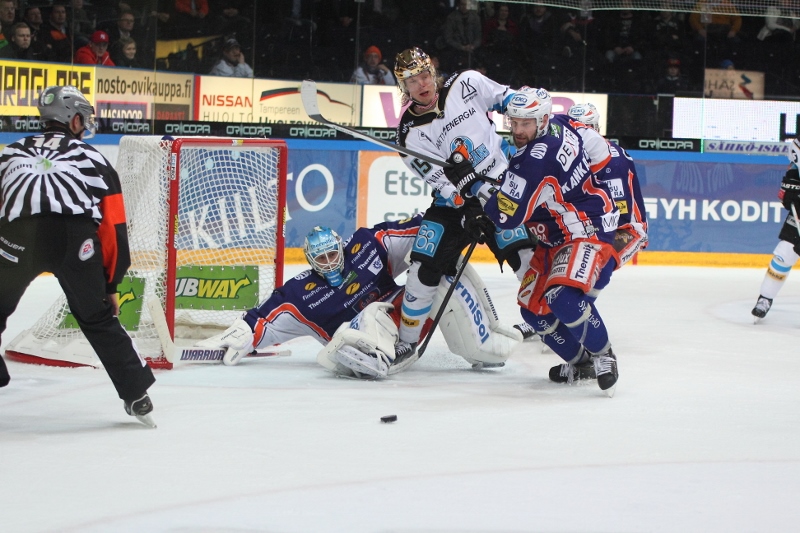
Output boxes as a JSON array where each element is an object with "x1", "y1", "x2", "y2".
[{"x1": 0, "y1": 60, "x2": 94, "y2": 116}]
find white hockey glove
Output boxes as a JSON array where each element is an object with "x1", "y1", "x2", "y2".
[{"x1": 195, "y1": 318, "x2": 254, "y2": 366}]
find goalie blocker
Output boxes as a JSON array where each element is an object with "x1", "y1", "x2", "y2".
[{"x1": 317, "y1": 262, "x2": 522, "y2": 378}]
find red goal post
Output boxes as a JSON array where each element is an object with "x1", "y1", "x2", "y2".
[{"x1": 4, "y1": 136, "x2": 287, "y2": 370}]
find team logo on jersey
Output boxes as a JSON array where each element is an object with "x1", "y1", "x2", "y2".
[
  {"x1": 461, "y1": 78, "x2": 477, "y2": 100},
  {"x1": 368, "y1": 257, "x2": 383, "y2": 275},
  {"x1": 496, "y1": 192, "x2": 518, "y2": 216},
  {"x1": 346, "y1": 282, "x2": 361, "y2": 295},
  {"x1": 78, "y1": 239, "x2": 94, "y2": 261},
  {"x1": 351, "y1": 243, "x2": 362, "y2": 254},
  {"x1": 450, "y1": 137, "x2": 489, "y2": 167},
  {"x1": 615, "y1": 200, "x2": 629, "y2": 214},
  {"x1": 305, "y1": 282, "x2": 317, "y2": 291}
]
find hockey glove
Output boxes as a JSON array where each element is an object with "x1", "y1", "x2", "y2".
[
  {"x1": 463, "y1": 213, "x2": 495, "y2": 244},
  {"x1": 444, "y1": 149, "x2": 485, "y2": 198},
  {"x1": 779, "y1": 167, "x2": 800, "y2": 211}
]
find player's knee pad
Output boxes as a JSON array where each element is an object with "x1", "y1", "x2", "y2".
[
  {"x1": 316, "y1": 302, "x2": 399, "y2": 378},
  {"x1": 435, "y1": 262, "x2": 521, "y2": 365},
  {"x1": 771, "y1": 240, "x2": 800, "y2": 280}
]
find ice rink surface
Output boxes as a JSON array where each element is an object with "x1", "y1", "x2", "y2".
[{"x1": 2, "y1": 263, "x2": 800, "y2": 532}]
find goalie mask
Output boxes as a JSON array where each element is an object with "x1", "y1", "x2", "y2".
[
  {"x1": 38, "y1": 85, "x2": 97, "y2": 139},
  {"x1": 394, "y1": 47, "x2": 438, "y2": 98},
  {"x1": 568, "y1": 103, "x2": 600, "y2": 132},
  {"x1": 505, "y1": 87, "x2": 552, "y2": 140},
  {"x1": 304, "y1": 226, "x2": 345, "y2": 287}
]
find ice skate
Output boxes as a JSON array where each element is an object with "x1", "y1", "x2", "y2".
[
  {"x1": 751, "y1": 295, "x2": 773, "y2": 322},
  {"x1": 513, "y1": 322, "x2": 537, "y2": 341},
  {"x1": 549, "y1": 361, "x2": 596, "y2": 384},
  {"x1": 0, "y1": 355, "x2": 9, "y2": 388},
  {"x1": 394, "y1": 341, "x2": 417, "y2": 363},
  {"x1": 592, "y1": 349, "x2": 618, "y2": 397},
  {"x1": 124, "y1": 393, "x2": 156, "y2": 428}
]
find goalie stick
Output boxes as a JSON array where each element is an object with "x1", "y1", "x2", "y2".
[
  {"x1": 146, "y1": 299, "x2": 291, "y2": 364},
  {"x1": 300, "y1": 80, "x2": 452, "y2": 169}
]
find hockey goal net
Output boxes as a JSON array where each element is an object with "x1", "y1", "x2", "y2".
[{"x1": 4, "y1": 136, "x2": 287, "y2": 369}]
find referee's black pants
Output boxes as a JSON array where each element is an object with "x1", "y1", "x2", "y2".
[{"x1": 0, "y1": 214, "x2": 155, "y2": 401}]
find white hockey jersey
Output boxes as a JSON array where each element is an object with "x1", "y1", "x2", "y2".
[{"x1": 396, "y1": 70, "x2": 514, "y2": 204}]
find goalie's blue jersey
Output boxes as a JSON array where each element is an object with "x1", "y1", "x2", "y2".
[{"x1": 242, "y1": 215, "x2": 421, "y2": 348}]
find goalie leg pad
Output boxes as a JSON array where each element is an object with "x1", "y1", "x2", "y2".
[
  {"x1": 434, "y1": 262, "x2": 521, "y2": 366},
  {"x1": 316, "y1": 302, "x2": 399, "y2": 378}
]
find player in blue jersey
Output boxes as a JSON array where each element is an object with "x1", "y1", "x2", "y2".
[
  {"x1": 443, "y1": 87, "x2": 621, "y2": 396},
  {"x1": 751, "y1": 138, "x2": 800, "y2": 321},
  {"x1": 567, "y1": 103, "x2": 648, "y2": 267},
  {"x1": 197, "y1": 215, "x2": 521, "y2": 379}
]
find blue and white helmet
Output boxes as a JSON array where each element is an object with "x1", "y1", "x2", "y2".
[
  {"x1": 505, "y1": 87, "x2": 552, "y2": 139},
  {"x1": 303, "y1": 226, "x2": 345, "y2": 287},
  {"x1": 567, "y1": 103, "x2": 600, "y2": 132}
]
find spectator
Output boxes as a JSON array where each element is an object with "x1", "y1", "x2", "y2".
[
  {"x1": 171, "y1": 0, "x2": 208, "y2": 37},
  {"x1": 209, "y1": 37, "x2": 253, "y2": 77},
  {"x1": 519, "y1": 4, "x2": 558, "y2": 51},
  {"x1": 74, "y1": 29, "x2": 114, "y2": 66},
  {"x1": 719, "y1": 58, "x2": 734, "y2": 70},
  {"x1": 601, "y1": 5, "x2": 646, "y2": 64},
  {"x1": 41, "y1": 3, "x2": 72, "y2": 63},
  {"x1": 482, "y1": 3, "x2": 518, "y2": 53},
  {"x1": 105, "y1": 9, "x2": 141, "y2": 44},
  {"x1": 110, "y1": 36, "x2": 142, "y2": 68},
  {"x1": 651, "y1": 10, "x2": 690, "y2": 63},
  {"x1": 0, "y1": 22, "x2": 41, "y2": 60},
  {"x1": 689, "y1": 0, "x2": 742, "y2": 41},
  {"x1": 69, "y1": 0, "x2": 95, "y2": 46},
  {"x1": 209, "y1": 0, "x2": 253, "y2": 44},
  {"x1": 757, "y1": 0, "x2": 799, "y2": 45},
  {"x1": 442, "y1": 0, "x2": 482, "y2": 68},
  {"x1": 558, "y1": 0, "x2": 600, "y2": 59},
  {"x1": 23, "y1": 6, "x2": 43, "y2": 42},
  {"x1": 351, "y1": 45, "x2": 396, "y2": 85},
  {"x1": 0, "y1": 0, "x2": 17, "y2": 40},
  {"x1": 656, "y1": 57, "x2": 690, "y2": 93}
]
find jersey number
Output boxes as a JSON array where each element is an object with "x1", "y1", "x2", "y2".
[
  {"x1": 411, "y1": 158, "x2": 432, "y2": 176},
  {"x1": 33, "y1": 137, "x2": 62, "y2": 150}
]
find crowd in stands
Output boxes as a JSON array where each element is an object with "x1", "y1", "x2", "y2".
[{"x1": 0, "y1": 1, "x2": 797, "y2": 97}]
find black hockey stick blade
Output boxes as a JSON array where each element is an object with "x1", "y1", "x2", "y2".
[
  {"x1": 299, "y1": 80, "x2": 451, "y2": 169},
  {"x1": 417, "y1": 239, "x2": 479, "y2": 358}
]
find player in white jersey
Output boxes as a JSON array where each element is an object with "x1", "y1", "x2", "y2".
[
  {"x1": 751, "y1": 138, "x2": 800, "y2": 321},
  {"x1": 392, "y1": 47, "x2": 534, "y2": 360}
]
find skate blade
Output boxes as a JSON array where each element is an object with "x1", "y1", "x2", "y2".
[
  {"x1": 135, "y1": 413, "x2": 157, "y2": 428},
  {"x1": 603, "y1": 384, "x2": 617, "y2": 398}
]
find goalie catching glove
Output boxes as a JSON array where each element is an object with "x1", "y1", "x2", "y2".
[{"x1": 444, "y1": 147, "x2": 487, "y2": 198}]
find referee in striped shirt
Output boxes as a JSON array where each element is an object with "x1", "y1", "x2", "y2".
[{"x1": 0, "y1": 86, "x2": 156, "y2": 425}]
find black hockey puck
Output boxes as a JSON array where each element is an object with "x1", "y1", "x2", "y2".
[{"x1": 380, "y1": 415, "x2": 397, "y2": 423}]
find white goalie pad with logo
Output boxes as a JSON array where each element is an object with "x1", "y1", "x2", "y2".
[
  {"x1": 434, "y1": 262, "x2": 522, "y2": 366},
  {"x1": 317, "y1": 301, "x2": 399, "y2": 378}
]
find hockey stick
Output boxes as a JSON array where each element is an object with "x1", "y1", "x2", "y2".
[
  {"x1": 147, "y1": 298, "x2": 176, "y2": 363},
  {"x1": 417, "y1": 239, "x2": 479, "y2": 358},
  {"x1": 174, "y1": 346, "x2": 291, "y2": 364},
  {"x1": 299, "y1": 80, "x2": 452, "y2": 169}
]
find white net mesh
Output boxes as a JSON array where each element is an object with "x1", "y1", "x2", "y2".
[
  {"x1": 8, "y1": 136, "x2": 286, "y2": 368},
  {"x1": 498, "y1": 1, "x2": 799, "y2": 18}
]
